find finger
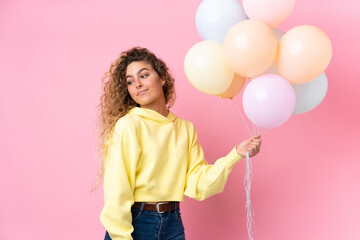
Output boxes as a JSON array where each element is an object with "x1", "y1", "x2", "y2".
[
  {"x1": 249, "y1": 145, "x2": 257, "y2": 149},
  {"x1": 253, "y1": 140, "x2": 261, "y2": 148},
  {"x1": 246, "y1": 146, "x2": 254, "y2": 153},
  {"x1": 253, "y1": 143, "x2": 259, "y2": 152},
  {"x1": 252, "y1": 148, "x2": 256, "y2": 157},
  {"x1": 252, "y1": 145, "x2": 259, "y2": 154},
  {"x1": 249, "y1": 144, "x2": 260, "y2": 156},
  {"x1": 249, "y1": 142, "x2": 259, "y2": 148},
  {"x1": 249, "y1": 135, "x2": 260, "y2": 140},
  {"x1": 247, "y1": 147, "x2": 256, "y2": 157},
  {"x1": 257, "y1": 141, "x2": 262, "y2": 150},
  {"x1": 251, "y1": 135, "x2": 262, "y2": 140},
  {"x1": 246, "y1": 148, "x2": 253, "y2": 155},
  {"x1": 253, "y1": 146, "x2": 259, "y2": 156},
  {"x1": 247, "y1": 145, "x2": 258, "y2": 155}
]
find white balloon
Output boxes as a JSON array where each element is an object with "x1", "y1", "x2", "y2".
[
  {"x1": 196, "y1": 0, "x2": 246, "y2": 42},
  {"x1": 263, "y1": 28, "x2": 284, "y2": 75},
  {"x1": 273, "y1": 28, "x2": 284, "y2": 42},
  {"x1": 292, "y1": 72, "x2": 328, "y2": 114}
]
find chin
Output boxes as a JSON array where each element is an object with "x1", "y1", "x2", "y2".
[
  {"x1": 135, "y1": 97, "x2": 157, "y2": 106},
  {"x1": 136, "y1": 99, "x2": 153, "y2": 106}
]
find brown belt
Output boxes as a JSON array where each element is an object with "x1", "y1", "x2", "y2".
[{"x1": 132, "y1": 202, "x2": 180, "y2": 213}]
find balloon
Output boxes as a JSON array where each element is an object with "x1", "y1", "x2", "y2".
[
  {"x1": 242, "y1": 74, "x2": 296, "y2": 129},
  {"x1": 219, "y1": 74, "x2": 246, "y2": 99},
  {"x1": 243, "y1": 0, "x2": 296, "y2": 29},
  {"x1": 184, "y1": 41, "x2": 234, "y2": 95},
  {"x1": 264, "y1": 28, "x2": 284, "y2": 75},
  {"x1": 272, "y1": 28, "x2": 285, "y2": 42},
  {"x1": 293, "y1": 72, "x2": 328, "y2": 114},
  {"x1": 276, "y1": 25, "x2": 332, "y2": 84},
  {"x1": 263, "y1": 62, "x2": 279, "y2": 75},
  {"x1": 223, "y1": 20, "x2": 277, "y2": 78},
  {"x1": 196, "y1": 0, "x2": 246, "y2": 42}
]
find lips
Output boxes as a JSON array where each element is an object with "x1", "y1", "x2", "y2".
[{"x1": 137, "y1": 89, "x2": 148, "y2": 96}]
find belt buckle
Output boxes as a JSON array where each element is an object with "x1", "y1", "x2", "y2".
[{"x1": 156, "y1": 202, "x2": 167, "y2": 213}]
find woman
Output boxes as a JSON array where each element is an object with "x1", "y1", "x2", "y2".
[{"x1": 95, "y1": 47, "x2": 262, "y2": 240}]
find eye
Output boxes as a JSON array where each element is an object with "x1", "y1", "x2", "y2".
[
  {"x1": 127, "y1": 80, "x2": 134, "y2": 85},
  {"x1": 140, "y1": 74, "x2": 148, "y2": 79}
]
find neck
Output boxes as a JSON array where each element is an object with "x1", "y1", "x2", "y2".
[
  {"x1": 139, "y1": 92, "x2": 169, "y2": 117},
  {"x1": 140, "y1": 104, "x2": 169, "y2": 117}
]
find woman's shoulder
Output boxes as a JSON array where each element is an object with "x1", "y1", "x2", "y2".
[
  {"x1": 113, "y1": 112, "x2": 138, "y2": 132},
  {"x1": 171, "y1": 113, "x2": 195, "y2": 131}
]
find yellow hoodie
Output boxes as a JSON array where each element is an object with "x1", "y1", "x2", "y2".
[{"x1": 100, "y1": 107, "x2": 243, "y2": 240}]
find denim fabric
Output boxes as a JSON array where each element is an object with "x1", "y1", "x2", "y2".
[{"x1": 104, "y1": 202, "x2": 185, "y2": 240}]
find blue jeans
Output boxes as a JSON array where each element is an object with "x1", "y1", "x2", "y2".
[{"x1": 104, "y1": 202, "x2": 185, "y2": 240}]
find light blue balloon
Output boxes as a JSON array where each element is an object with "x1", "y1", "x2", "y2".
[
  {"x1": 292, "y1": 73, "x2": 328, "y2": 115},
  {"x1": 196, "y1": 0, "x2": 246, "y2": 42}
]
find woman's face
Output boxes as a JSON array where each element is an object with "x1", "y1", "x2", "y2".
[{"x1": 125, "y1": 61, "x2": 166, "y2": 107}]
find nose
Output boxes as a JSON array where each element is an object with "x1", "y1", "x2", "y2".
[{"x1": 135, "y1": 78, "x2": 143, "y2": 88}]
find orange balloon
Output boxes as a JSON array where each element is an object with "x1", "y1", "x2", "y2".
[
  {"x1": 223, "y1": 20, "x2": 277, "y2": 78},
  {"x1": 219, "y1": 74, "x2": 246, "y2": 99},
  {"x1": 276, "y1": 25, "x2": 332, "y2": 84}
]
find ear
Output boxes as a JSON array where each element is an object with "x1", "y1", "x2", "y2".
[{"x1": 161, "y1": 79, "x2": 166, "y2": 86}]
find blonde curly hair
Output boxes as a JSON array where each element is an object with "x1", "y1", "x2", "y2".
[{"x1": 91, "y1": 47, "x2": 176, "y2": 192}]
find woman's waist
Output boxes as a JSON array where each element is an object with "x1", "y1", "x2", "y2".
[
  {"x1": 133, "y1": 186, "x2": 185, "y2": 202},
  {"x1": 145, "y1": 201, "x2": 171, "y2": 205},
  {"x1": 132, "y1": 201, "x2": 180, "y2": 213}
]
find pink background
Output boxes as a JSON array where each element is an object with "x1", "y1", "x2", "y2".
[{"x1": 1, "y1": 0, "x2": 359, "y2": 239}]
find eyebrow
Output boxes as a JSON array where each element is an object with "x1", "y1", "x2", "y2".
[{"x1": 126, "y1": 68, "x2": 149, "y2": 80}]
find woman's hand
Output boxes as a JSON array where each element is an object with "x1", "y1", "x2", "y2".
[{"x1": 236, "y1": 135, "x2": 262, "y2": 158}]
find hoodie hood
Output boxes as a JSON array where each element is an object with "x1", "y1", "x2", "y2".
[{"x1": 128, "y1": 107, "x2": 177, "y2": 124}]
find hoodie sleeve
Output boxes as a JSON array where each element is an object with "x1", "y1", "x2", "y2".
[
  {"x1": 184, "y1": 122, "x2": 242, "y2": 201},
  {"x1": 100, "y1": 118, "x2": 141, "y2": 240}
]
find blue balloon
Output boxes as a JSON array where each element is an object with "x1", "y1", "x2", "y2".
[
  {"x1": 196, "y1": 0, "x2": 246, "y2": 42},
  {"x1": 292, "y1": 73, "x2": 328, "y2": 115}
]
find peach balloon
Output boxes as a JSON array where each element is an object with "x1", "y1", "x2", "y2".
[
  {"x1": 223, "y1": 20, "x2": 277, "y2": 78},
  {"x1": 243, "y1": 0, "x2": 296, "y2": 29},
  {"x1": 276, "y1": 25, "x2": 332, "y2": 84},
  {"x1": 219, "y1": 74, "x2": 246, "y2": 99}
]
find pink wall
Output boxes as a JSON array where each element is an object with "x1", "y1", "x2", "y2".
[{"x1": 1, "y1": 0, "x2": 359, "y2": 239}]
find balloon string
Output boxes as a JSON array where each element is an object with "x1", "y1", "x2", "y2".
[
  {"x1": 251, "y1": 122, "x2": 256, "y2": 136},
  {"x1": 261, "y1": 129, "x2": 270, "y2": 137},
  {"x1": 233, "y1": 98, "x2": 253, "y2": 137},
  {"x1": 232, "y1": 79, "x2": 262, "y2": 239},
  {"x1": 245, "y1": 151, "x2": 256, "y2": 240}
]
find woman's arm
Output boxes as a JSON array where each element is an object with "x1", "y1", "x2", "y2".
[
  {"x1": 100, "y1": 118, "x2": 141, "y2": 240},
  {"x1": 183, "y1": 123, "x2": 261, "y2": 201}
]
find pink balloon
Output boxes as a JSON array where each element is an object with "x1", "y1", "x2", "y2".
[
  {"x1": 242, "y1": 74, "x2": 296, "y2": 129},
  {"x1": 243, "y1": 0, "x2": 296, "y2": 29}
]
